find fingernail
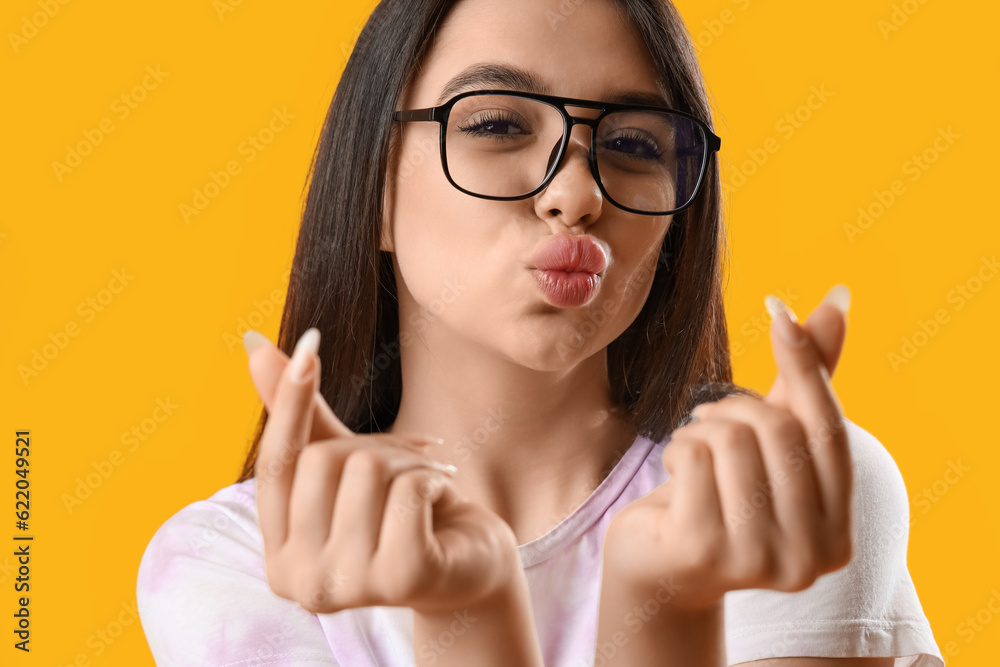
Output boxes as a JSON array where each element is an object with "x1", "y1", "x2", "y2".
[
  {"x1": 821, "y1": 284, "x2": 851, "y2": 315},
  {"x1": 764, "y1": 294, "x2": 806, "y2": 346},
  {"x1": 289, "y1": 328, "x2": 320, "y2": 382},
  {"x1": 428, "y1": 461, "x2": 458, "y2": 475},
  {"x1": 243, "y1": 330, "x2": 269, "y2": 356},
  {"x1": 411, "y1": 433, "x2": 446, "y2": 446}
]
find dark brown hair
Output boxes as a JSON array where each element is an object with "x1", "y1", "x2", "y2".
[{"x1": 236, "y1": 0, "x2": 757, "y2": 483}]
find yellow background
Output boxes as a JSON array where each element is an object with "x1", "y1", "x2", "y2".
[{"x1": 1, "y1": 0, "x2": 997, "y2": 664}]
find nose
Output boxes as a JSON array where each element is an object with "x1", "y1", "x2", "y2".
[{"x1": 534, "y1": 120, "x2": 603, "y2": 229}]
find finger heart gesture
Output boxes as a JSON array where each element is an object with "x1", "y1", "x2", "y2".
[
  {"x1": 602, "y1": 285, "x2": 854, "y2": 611},
  {"x1": 244, "y1": 328, "x2": 521, "y2": 617}
]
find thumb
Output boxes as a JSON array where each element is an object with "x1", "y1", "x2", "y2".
[
  {"x1": 766, "y1": 285, "x2": 850, "y2": 404},
  {"x1": 763, "y1": 295, "x2": 845, "y2": 433},
  {"x1": 243, "y1": 329, "x2": 354, "y2": 440}
]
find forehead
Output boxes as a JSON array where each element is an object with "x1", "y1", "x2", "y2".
[{"x1": 404, "y1": 0, "x2": 666, "y2": 108}]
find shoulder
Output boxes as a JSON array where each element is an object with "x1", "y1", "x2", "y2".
[
  {"x1": 139, "y1": 478, "x2": 261, "y2": 571},
  {"x1": 137, "y1": 478, "x2": 338, "y2": 666},
  {"x1": 721, "y1": 416, "x2": 943, "y2": 665}
]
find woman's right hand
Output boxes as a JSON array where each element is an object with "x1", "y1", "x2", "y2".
[{"x1": 244, "y1": 328, "x2": 522, "y2": 617}]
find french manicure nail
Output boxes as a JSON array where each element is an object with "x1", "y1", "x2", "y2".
[
  {"x1": 429, "y1": 461, "x2": 458, "y2": 475},
  {"x1": 764, "y1": 294, "x2": 806, "y2": 346},
  {"x1": 289, "y1": 328, "x2": 320, "y2": 382},
  {"x1": 821, "y1": 284, "x2": 851, "y2": 315},
  {"x1": 764, "y1": 294, "x2": 798, "y2": 323},
  {"x1": 243, "y1": 330, "x2": 269, "y2": 356}
]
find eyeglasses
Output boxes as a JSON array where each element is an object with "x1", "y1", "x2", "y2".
[{"x1": 392, "y1": 89, "x2": 721, "y2": 216}]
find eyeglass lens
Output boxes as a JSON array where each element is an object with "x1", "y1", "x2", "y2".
[{"x1": 444, "y1": 94, "x2": 707, "y2": 213}]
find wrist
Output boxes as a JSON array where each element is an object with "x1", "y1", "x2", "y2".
[
  {"x1": 413, "y1": 554, "x2": 543, "y2": 667},
  {"x1": 600, "y1": 542, "x2": 725, "y2": 615},
  {"x1": 596, "y1": 568, "x2": 725, "y2": 667}
]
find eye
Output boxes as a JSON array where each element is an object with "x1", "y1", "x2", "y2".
[
  {"x1": 602, "y1": 130, "x2": 662, "y2": 160},
  {"x1": 457, "y1": 111, "x2": 527, "y2": 141}
]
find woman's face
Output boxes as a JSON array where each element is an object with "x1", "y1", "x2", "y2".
[{"x1": 384, "y1": 0, "x2": 673, "y2": 371}]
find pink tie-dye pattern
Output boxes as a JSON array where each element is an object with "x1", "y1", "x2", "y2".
[{"x1": 137, "y1": 418, "x2": 943, "y2": 667}]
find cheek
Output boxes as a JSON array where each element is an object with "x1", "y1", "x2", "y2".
[
  {"x1": 604, "y1": 250, "x2": 661, "y2": 330},
  {"x1": 593, "y1": 222, "x2": 670, "y2": 335},
  {"x1": 390, "y1": 138, "x2": 502, "y2": 323}
]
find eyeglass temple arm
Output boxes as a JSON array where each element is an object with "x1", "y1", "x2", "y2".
[{"x1": 393, "y1": 108, "x2": 438, "y2": 122}]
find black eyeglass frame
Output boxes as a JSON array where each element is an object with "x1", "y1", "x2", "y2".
[{"x1": 392, "y1": 88, "x2": 722, "y2": 216}]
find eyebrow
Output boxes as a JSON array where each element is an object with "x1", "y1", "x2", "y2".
[{"x1": 433, "y1": 61, "x2": 672, "y2": 108}]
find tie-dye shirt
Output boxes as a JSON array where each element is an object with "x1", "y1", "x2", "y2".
[{"x1": 137, "y1": 417, "x2": 944, "y2": 666}]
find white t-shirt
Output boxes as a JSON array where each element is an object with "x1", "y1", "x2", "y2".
[{"x1": 136, "y1": 416, "x2": 944, "y2": 666}]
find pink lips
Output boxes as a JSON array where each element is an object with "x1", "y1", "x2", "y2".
[{"x1": 531, "y1": 235, "x2": 609, "y2": 308}]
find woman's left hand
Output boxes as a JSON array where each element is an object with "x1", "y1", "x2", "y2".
[{"x1": 601, "y1": 288, "x2": 853, "y2": 613}]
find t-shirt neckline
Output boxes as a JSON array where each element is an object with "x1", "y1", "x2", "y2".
[{"x1": 516, "y1": 434, "x2": 656, "y2": 568}]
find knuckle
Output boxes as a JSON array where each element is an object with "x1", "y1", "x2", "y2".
[
  {"x1": 714, "y1": 422, "x2": 755, "y2": 456},
  {"x1": 372, "y1": 557, "x2": 426, "y2": 603},
  {"x1": 730, "y1": 540, "x2": 775, "y2": 586},
  {"x1": 692, "y1": 527, "x2": 726, "y2": 570},
  {"x1": 769, "y1": 411, "x2": 806, "y2": 446},
  {"x1": 779, "y1": 563, "x2": 818, "y2": 593},
  {"x1": 295, "y1": 565, "x2": 343, "y2": 613},
  {"x1": 295, "y1": 442, "x2": 328, "y2": 470},
  {"x1": 264, "y1": 558, "x2": 293, "y2": 600},
  {"x1": 715, "y1": 395, "x2": 740, "y2": 409},
  {"x1": 676, "y1": 439, "x2": 712, "y2": 467},
  {"x1": 777, "y1": 545, "x2": 820, "y2": 592},
  {"x1": 823, "y1": 531, "x2": 854, "y2": 571},
  {"x1": 342, "y1": 448, "x2": 388, "y2": 479}
]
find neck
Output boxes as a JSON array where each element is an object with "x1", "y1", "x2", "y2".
[{"x1": 386, "y1": 312, "x2": 638, "y2": 546}]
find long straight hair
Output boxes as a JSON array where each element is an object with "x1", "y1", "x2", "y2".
[{"x1": 236, "y1": 0, "x2": 757, "y2": 483}]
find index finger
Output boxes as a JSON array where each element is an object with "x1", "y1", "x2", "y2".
[
  {"x1": 245, "y1": 329, "x2": 354, "y2": 440},
  {"x1": 766, "y1": 306, "x2": 851, "y2": 527},
  {"x1": 255, "y1": 328, "x2": 327, "y2": 549}
]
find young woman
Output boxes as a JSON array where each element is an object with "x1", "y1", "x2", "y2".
[{"x1": 137, "y1": 0, "x2": 944, "y2": 665}]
